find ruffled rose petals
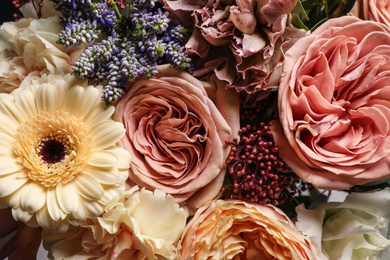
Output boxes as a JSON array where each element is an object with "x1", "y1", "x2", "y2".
[
  {"x1": 177, "y1": 199, "x2": 325, "y2": 260},
  {"x1": 276, "y1": 16, "x2": 390, "y2": 189},
  {"x1": 355, "y1": 0, "x2": 390, "y2": 27},
  {"x1": 114, "y1": 65, "x2": 232, "y2": 209}
]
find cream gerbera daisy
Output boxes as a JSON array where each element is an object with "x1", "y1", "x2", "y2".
[{"x1": 0, "y1": 74, "x2": 131, "y2": 233}]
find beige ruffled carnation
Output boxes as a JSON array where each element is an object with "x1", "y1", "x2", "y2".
[
  {"x1": 43, "y1": 186, "x2": 188, "y2": 260},
  {"x1": 0, "y1": 74, "x2": 130, "y2": 233},
  {"x1": 0, "y1": 16, "x2": 84, "y2": 93},
  {"x1": 178, "y1": 199, "x2": 325, "y2": 260}
]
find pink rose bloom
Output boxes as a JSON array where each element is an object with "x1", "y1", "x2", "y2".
[
  {"x1": 178, "y1": 199, "x2": 325, "y2": 260},
  {"x1": 356, "y1": 0, "x2": 390, "y2": 27},
  {"x1": 276, "y1": 16, "x2": 390, "y2": 189},
  {"x1": 114, "y1": 65, "x2": 234, "y2": 209},
  {"x1": 163, "y1": 0, "x2": 306, "y2": 93}
]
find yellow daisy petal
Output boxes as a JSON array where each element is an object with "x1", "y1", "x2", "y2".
[
  {"x1": 74, "y1": 174, "x2": 104, "y2": 200},
  {"x1": 83, "y1": 166, "x2": 120, "y2": 185},
  {"x1": 36, "y1": 205, "x2": 59, "y2": 230},
  {"x1": 89, "y1": 121, "x2": 125, "y2": 150},
  {"x1": 0, "y1": 174, "x2": 29, "y2": 197},
  {"x1": 0, "y1": 97, "x2": 27, "y2": 123},
  {"x1": 56, "y1": 182, "x2": 80, "y2": 214},
  {"x1": 46, "y1": 187, "x2": 67, "y2": 221},
  {"x1": 20, "y1": 181, "x2": 46, "y2": 213},
  {"x1": 84, "y1": 200, "x2": 104, "y2": 218},
  {"x1": 12, "y1": 207, "x2": 33, "y2": 223},
  {"x1": 62, "y1": 85, "x2": 85, "y2": 117},
  {"x1": 14, "y1": 89, "x2": 37, "y2": 118},
  {"x1": 88, "y1": 150, "x2": 119, "y2": 167},
  {"x1": 0, "y1": 158, "x2": 23, "y2": 176},
  {"x1": 84, "y1": 103, "x2": 115, "y2": 127},
  {"x1": 0, "y1": 114, "x2": 19, "y2": 136},
  {"x1": 78, "y1": 85, "x2": 99, "y2": 119},
  {"x1": 36, "y1": 82, "x2": 59, "y2": 113}
]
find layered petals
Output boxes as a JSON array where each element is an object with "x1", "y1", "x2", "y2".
[
  {"x1": 277, "y1": 16, "x2": 390, "y2": 189},
  {"x1": 43, "y1": 186, "x2": 188, "y2": 260},
  {"x1": 0, "y1": 16, "x2": 84, "y2": 93},
  {"x1": 114, "y1": 65, "x2": 232, "y2": 209},
  {"x1": 178, "y1": 199, "x2": 325, "y2": 260},
  {"x1": 163, "y1": 0, "x2": 305, "y2": 93}
]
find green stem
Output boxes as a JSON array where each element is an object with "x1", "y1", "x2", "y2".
[{"x1": 110, "y1": 1, "x2": 122, "y2": 19}]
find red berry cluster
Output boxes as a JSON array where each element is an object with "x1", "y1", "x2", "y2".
[
  {"x1": 222, "y1": 92, "x2": 309, "y2": 205},
  {"x1": 107, "y1": 0, "x2": 128, "y2": 9},
  {"x1": 12, "y1": 0, "x2": 44, "y2": 20},
  {"x1": 12, "y1": 0, "x2": 32, "y2": 9}
]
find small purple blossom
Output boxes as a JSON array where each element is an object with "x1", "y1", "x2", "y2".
[{"x1": 56, "y1": 0, "x2": 191, "y2": 104}]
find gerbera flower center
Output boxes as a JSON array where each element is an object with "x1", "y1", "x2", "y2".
[
  {"x1": 38, "y1": 137, "x2": 70, "y2": 165},
  {"x1": 14, "y1": 110, "x2": 92, "y2": 187}
]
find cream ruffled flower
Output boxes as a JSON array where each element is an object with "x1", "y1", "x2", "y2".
[
  {"x1": 296, "y1": 188, "x2": 390, "y2": 260},
  {"x1": 0, "y1": 15, "x2": 84, "y2": 93},
  {"x1": 0, "y1": 74, "x2": 131, "y2": 232},
  {"x1": 43, "y1": 186, "x2": 188, "y2": 260}
]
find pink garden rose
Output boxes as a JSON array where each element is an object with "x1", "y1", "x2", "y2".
[
  {"x1": 275, "y1": 16, "x2": 390, "y2": 189},
  {"x1": 178, "y1": 199, "x2": 325, "y2": 260},
  {"x1": 356, "y1": 0, "x2": 390, "y2": 27},
  {"x1": 163, "y1": 0, "x2": 305, "y2": 93},
  {"x1": 114, "y1": 65, "x2": 235, "y2": 209}
]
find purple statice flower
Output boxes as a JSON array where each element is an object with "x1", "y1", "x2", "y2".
[
  {"x1": 55, "y1": 0, "x2": 192, "y2": 104},
  {"x1": 72, "y1": 37, "x2": 118, "y2": 79},
  {"x1": 57, "y1": 19, "x2": 100, "y2": 47}
]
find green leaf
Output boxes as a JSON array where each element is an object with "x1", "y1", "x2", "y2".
[
  {"x1": 296, "y1": 0, "x2": 310, "y2": 20},
  {"x1": 348, "y1": 179, "x2": 390, "y2": 193},
  {"x1": 291, "y1": 14, "x2": 309, "y2": 31}
]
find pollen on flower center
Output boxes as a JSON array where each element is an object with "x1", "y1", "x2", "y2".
[{"x1": 14, "y1": 110, "x2": 92, "y2": 187}]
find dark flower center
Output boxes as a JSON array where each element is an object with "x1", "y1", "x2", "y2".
[{"x1": 38, "y1": 139, "x2": 67, "y2": 165}]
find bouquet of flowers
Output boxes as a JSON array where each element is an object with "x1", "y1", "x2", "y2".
[{"x1": 0, "y1": 0, "x2": 390, "y2": 259}]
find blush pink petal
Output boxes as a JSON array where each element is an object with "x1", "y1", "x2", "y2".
[
  {"x1": 356, "y1": 0, "x2": 390, "y2": 27},
  {"x1": 277, "y1": 16, "x2": 390, "y2": 188},
  {"x1": 114, "y1": 65, "x2": 233, "y2": 209}
]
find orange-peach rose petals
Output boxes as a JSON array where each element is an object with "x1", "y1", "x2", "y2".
[{"x1": 178, "y1": 199, "x2": 325, "y2": 260}]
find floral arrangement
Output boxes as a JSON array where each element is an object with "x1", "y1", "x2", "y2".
[{"x1": 0, "y1": 0, "x2": 390, "y2": 259}]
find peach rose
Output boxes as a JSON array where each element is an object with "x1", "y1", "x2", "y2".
[
  {"x1": 178, "y1": 199, "x2": 325, "y2": 260},
  {"x1": 356, "y1": 0, "x2": 390, "y2": 27},
  {"x1": 114, "y1": 65, "x2": 234, "y2": 209},
  {"x1": 276, "y1": 16, "x2": 390, "y2": 189}
]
